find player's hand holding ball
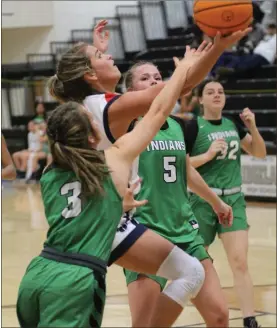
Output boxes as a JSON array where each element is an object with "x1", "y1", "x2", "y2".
[
  {"x1": 213, "y1": 29, "x2": 252, "y2": 52},
  {"x1": 193, "y1": 0, "x2": 253, "y2": 51},
  {"x1": 240, "y1": 107, "x2": 256, "y2": 131}
]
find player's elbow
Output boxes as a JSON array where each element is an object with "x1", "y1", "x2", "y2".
[
  {"x1": 253, "y1": 150, "x2": 267, "y2": 159},
  {"x1": 250, "y1": 143, "x2": 267, "y2": 159}
]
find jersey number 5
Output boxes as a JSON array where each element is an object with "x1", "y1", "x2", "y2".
[
  {"x1": 60, "y1": 181, "x2": 82, "y2": 219},
  {"x1": 163, "y1": 156, "x2": 177, "y2": 183},
  {"x1": 216, "y1": 140, "x2": 239, "y2": 160}
]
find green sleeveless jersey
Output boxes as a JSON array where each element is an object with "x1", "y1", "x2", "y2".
[
  {"x1": 191, "y1": 116, "x2": 243, "y2": 189},
  {"x1": 41, "y1": 166, "x2": 122, "y2": 262},
  {"x1": 134, "y1": 117, "x2": 198, "y2": 244}
]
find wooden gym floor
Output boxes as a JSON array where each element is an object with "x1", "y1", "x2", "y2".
[{"x1": 2, "y1": 183, "x2": 276, "y2": 327}]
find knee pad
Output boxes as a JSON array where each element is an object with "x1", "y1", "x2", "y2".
[{"x1": 156, "y1": 246, "x2": 205, "y2": 307}]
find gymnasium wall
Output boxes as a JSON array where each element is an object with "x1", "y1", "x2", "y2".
[
  {"x1": 2, "y1": 1, "x2": 54, "y2": 29},
  {"x1": 2, "y1": 0, "x2": 137, "y2": 64}
]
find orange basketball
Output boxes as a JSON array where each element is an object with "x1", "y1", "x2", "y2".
[{"x1": 193, "y1": 0, "x2": 253, "y2": 37}]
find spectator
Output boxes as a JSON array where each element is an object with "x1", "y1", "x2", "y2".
[
  {"x1": 213, "y1": 24, "x2": 276, "y2": 78},
  {"x1": 39, "y1": 122, "x2": 52, "y2": 167},
  {"x1": 12, "y1": 121, "x2": 45, "y2": 179},
  {"x1": 260, "y1": 0, "x2": 276, "y2": 28},
  {"x1": 33, "y1": 102, "x2": 47, "y2": 126}
]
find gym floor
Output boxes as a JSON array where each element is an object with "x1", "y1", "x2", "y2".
[{"x1": 2, "y1": 183, "x2": 276, "y2": 327}]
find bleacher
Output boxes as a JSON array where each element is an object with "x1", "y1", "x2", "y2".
[{"x1": 2, "y1": 0, "x2": 276, "y2": 156}]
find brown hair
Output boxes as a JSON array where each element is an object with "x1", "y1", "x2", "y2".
[
  {"x1": 47, "y1": 101, "x2": 109, "y2": 195},
  {"x1": 196, "y1": 78, "x2": 223, "y2": 115},
  {"x1": 123, "y1": 61, "x2": 157, "y2": 90},
  {"x1": 48, "y1": 42, "x2": 95, "y2": 103},
  {"x1": 196, "y1": 78, "x2": 221, "y2": 98}
]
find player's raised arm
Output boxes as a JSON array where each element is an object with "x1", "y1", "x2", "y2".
[
  {"x1": 107, "y1": 41, "x2": 213, "y2": 139},
  {"x1": 174, "y1": 29, "x2": 252, "y2": 93},
  {"x1": 108, "y1": 46, "x2": 204, "y2": 164}
]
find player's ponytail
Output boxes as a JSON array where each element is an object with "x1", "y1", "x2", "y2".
[
  {"x1": 47, "y1": 102, "x2": 109, "y2": 195},
  {"x1": 48, "y1": 42, "x2": 95, "y2": 103},
  {"x1": 48, "y1": 75, "x2": 66, "y2": 103}
]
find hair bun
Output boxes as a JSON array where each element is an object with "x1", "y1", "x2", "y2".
[{"x1": 47, "y1": 75, "x2": 65, "y2": 102}]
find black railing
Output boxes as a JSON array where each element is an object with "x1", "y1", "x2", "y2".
[
  {"x1": 50, "y1": 41, "x2": 76, "y2": 61},
  {"x1": 71, "y1": 29, "x2": 93, "y2": 44}
]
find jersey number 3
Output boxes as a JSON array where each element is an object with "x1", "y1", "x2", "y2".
[
  {"x1": 163, "y1": 156, "x2": 177, "y2": 183},
  {"x1": 61, "y1": 181, "x2": 82, "y2": 219}
]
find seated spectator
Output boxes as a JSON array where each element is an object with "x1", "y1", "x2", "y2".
[
  {"x1": 260, "y1": 1, "x2": 276, "y2": 28},
  {"x1": 12, "y1": 121, "x2": 48, "y2": 180},
  {"x1": 236, "y1": 22, "x2": 265, "y2": 55},
  {"x1": 212, "y1": 24, "x2": 276, "y2": 78},
  {"x1": 33, "y1": 102, "x2": 47, "y2": 126}
]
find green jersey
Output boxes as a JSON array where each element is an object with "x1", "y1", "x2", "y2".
[
  {"x1": 190, "y1": 116, "x2": 246, "y2": 189},
  {"x1": 134, "y1": 117, "x2": 198, "y2": 244},
  {"x1": 41, "y1": 165, "x2": 122, "y2": 262}
]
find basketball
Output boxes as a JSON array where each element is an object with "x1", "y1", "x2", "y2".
[{"x1": 193, "y1": 0, "x2": 253, "y2": 37}]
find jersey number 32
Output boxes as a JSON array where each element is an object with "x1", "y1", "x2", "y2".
[{"x1": 216, "y1": 140, "x2": 239, "y2": 160}]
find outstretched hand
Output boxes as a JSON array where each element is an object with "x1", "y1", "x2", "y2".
[
  {"x1": 173, "y1": 27, "x2": 252, "y2": 68},
  {"x1": 92, "y1": 19, "x2": 110, "y2": 54},
  {"x1": 123, "y1": 178, "x2": 148, "y2": 212},
  {"x1": 173, "y1": 40, "x2": 213, "y2": 95},
  {"x1": 173, "y1": 40, "x2": 213, "y2": 68}
]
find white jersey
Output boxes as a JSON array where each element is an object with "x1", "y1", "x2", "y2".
[
  {"x1": 83, "y1": 93, "x2": 120, "y2": 150},
  {"x1": 83, "y1": 92, "x2": 141, "y2": 198}
]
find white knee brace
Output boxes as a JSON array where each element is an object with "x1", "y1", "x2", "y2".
[{"x1": 156, "y1": 246, "x2": 205, "y2": 307}]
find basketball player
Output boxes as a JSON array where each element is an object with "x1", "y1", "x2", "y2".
[
  {"x1": 1, "y1": 134, "x2": 16, "y2": 180},
  {"x1": 122, "y1": 61, "x2": 230, "y2": 328},
  {"x1": 17, "y1": 53, "x2": 204, "y2": 327},
  {"x1": 47, "y1": 28, "x2": 250, "y2": 326},
  {"x1": 187, "y1": 79, "x2": 266, "y2": 328}
]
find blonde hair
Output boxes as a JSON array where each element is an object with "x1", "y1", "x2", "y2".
[
  {"x1": 123, "y1": 61, "x2": 157, "y2": 90},
  {"x1": 48, "y1": 42, "x2": 95, "y2": 103},
  {"x1": 47, "y1": 101, "x2": 109, "y2": 195}
]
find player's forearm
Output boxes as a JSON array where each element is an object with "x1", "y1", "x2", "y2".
[
  {"x1": 187, "y1": 165, "x2": 221, "y2": 208},
  {"x1": 248, "y1": 127, "x2": 267, "y2": 158},
  {"x1": 189, "y1": 152, "x2": 212, "y2": 168},
  {"x1": 184, "y1": 46, "x2": 223, "y2": 91}
]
